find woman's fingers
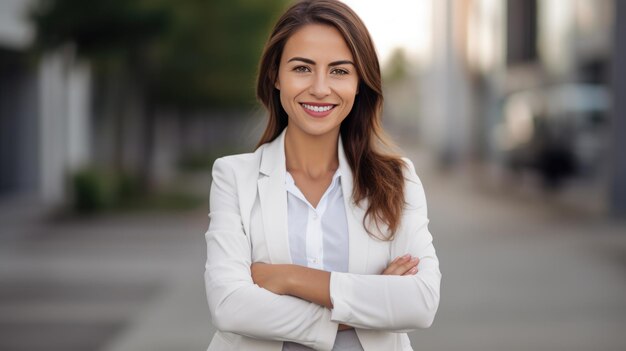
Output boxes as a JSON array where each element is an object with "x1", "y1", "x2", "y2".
[
  {"x1": 399, "y1": 256, "x2": 419, "y2": 275},
  {"x1": 402, "y1": 265, "x2": 419, "y2": 276},
  {"x1": 382, "y1": 255, "x2": 408, "y2": 275},
  {"x1": 382, "y1": 255, "x2": 420, "y2": 275}
]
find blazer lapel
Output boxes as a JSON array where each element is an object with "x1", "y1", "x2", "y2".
[
  {"x1": 338, "y1": 137, "x2": 369, "y2": 274},
  {"x1": 257, "y1": 128, "x2": 292, "y2": 264},
  {"x1": 256, "y1": 129, "x2": 369, "y2": 272}
]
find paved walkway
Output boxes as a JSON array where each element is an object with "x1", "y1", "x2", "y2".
[
  {"x1": 1, "y1": 151, "x2": 626, "y2": 351},
  {"x1": 405, "y1": 152, "x2": 626, "y2": 351}
]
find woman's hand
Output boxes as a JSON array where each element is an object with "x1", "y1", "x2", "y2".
[
  {"x1": 382, "y1": 254, "x2": 420, "y2": 276},
  {"x1": 251, "y1": 262, "x2": 291, "y2": 295}
]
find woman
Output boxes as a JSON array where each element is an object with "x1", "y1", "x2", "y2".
[{"x1": 204, "y1": 1, "x2": 441, "y2": 350}]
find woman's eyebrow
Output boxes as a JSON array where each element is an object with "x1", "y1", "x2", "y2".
[
  {"x1": 287, "y1": 57, "x2": 355, "y2": 66},
  {"x1": 329, "y1": 60, "x2": 354, "y2": 66}
]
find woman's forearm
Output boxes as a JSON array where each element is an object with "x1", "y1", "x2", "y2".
[
  {"x1": 284, "y1": 265, "x2": 333, "y2": 309},
  {"x1": 251, "y1": 255, "x2": 419, "y2": 309},
  {"x1": 252, "y1": 263, "x2": 351, "y2": 330},
  {"x1": 251, "y1": 263, "x2": 332, "y2": 308},
  {"x1": 282, "y1": 267, "x2": 353, "y2": 331}
]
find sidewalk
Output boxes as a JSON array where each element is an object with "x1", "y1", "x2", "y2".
[
  {"x1": 404, "y1": 149, "x2": 626, "y2": 350},
  {"x1": 1, "y1": 151, "x2": 625, "y2": 351},
  {"x1": 0, "y1": 209, "x2": 214, "y2": 351}
]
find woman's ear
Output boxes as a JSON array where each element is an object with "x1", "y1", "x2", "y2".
[{"x1": 274, "y1": 79, "x2": 281, "y2": 90}]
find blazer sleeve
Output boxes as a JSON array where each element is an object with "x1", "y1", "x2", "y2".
[
  {"x1": 204, "y1": 157, "x2": 339, "y2": 350},
  {"x1": 329, "y1": 158, "x2": 441, "y2": 331}
]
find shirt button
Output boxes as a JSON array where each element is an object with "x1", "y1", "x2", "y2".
[{"x1": 313, "y1": 213, "x2": 319, "y2": 220}]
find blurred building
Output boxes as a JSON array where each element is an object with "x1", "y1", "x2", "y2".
[
  {"x1": 3, "y1": 0, "x2": 624, "y2": 218},
  {"x1": 419, "y1": 0, "x2": 624, "y2": 216},
  {"x1": 0, "y1": 0, "x2": 262, "y2": 218},
  {"x1": 0, "y1": 0, "x2": 91, "y2": 210}
]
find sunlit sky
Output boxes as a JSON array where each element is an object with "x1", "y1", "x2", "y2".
[{"x1": 340, "y1": 0, "x2": 433, "y2": 66}]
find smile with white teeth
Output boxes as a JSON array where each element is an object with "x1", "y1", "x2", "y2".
[{"x1": 301, "y1": 103, "x2": 334, "y2": 112}]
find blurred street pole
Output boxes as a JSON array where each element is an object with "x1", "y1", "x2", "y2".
[
  {"x1": 421, "y1": 0, "x2": 472, "y2": 167},
  {"x1": 612, "y1": 0, "x2": 626, "y2": 218}
]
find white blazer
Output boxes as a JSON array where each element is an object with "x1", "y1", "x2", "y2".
[{"x1": 204, "y1": 128, "x2": 441, "y2": 351}]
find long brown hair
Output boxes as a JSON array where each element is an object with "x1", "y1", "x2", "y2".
[{"x1": 256, "y1": 0, "x2": 406, "y2": 240}]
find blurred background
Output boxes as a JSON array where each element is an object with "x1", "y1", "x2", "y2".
[{"x1": 1, "y1": 0, "x2": 625, "y2": 350}]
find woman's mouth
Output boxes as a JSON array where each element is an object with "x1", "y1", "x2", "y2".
[{"x1": 300, "y1": 103, "x2": 336, "y2": 118}]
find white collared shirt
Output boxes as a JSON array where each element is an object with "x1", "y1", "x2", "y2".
[{"x1": 282, "y1": 169, "x2": 363, "y2": 351}]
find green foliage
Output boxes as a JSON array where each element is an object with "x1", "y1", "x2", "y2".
[
  {"x1": 383, "y1": 48, "x2": 410, "y2": 83},
  {"x1": 70, "y1": 167, "x2": 202, "y2": 213},
  {"x1": 31, "y1": 0, "x2": 170, "y2": 58},
  {"x1": 148, "y1": 0, "x2": 289, "y2": 107},
  {"x1": 71, "y1": 167, "x2": 150, "y2": 213},
  {"x1": 30, "y1": 0, "x2": 290, "y2": 108},
  {"x1": 71, "y1": 168, "x2": 119, "y2": 213}
]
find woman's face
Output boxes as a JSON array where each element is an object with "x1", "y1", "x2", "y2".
[{"x1": 275, "y1": 24, "x2": 359, "y2": 139}]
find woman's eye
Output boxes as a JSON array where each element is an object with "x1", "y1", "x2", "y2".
[
  {"x1": 331, "y1": 68, "x2": 349, "y2": 76},
  {"x1": 294, "y1": 66, "x2": 311, "y2": 73}
]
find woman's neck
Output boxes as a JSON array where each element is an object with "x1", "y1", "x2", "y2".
[{"x1": 284, "y1": 127, "x2": 339, "y2": 179}]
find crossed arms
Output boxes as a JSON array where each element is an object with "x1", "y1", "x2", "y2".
[{"x1": 205, "y1": 158, "x2": 441, "y2": 350}]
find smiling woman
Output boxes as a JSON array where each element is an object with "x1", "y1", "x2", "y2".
[
  {"x1": 275, "y1": 24, "x2": 359, "y2": 142},
  {"x1": 203, "y1": 1, "x2": 441, "y2": 350}
]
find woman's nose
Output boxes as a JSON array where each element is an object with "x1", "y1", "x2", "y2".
[{"x1": 309, "y1": 73, "x2": 331, "y2": 98}]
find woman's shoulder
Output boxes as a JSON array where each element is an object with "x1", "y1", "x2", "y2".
[
  {"x1": 398, "y1": 156, "x2": 427, "y2": 215},
  {"x1": 399, "y1": 157, "x2": 422, "y2": 186},
  {"x1": 212, "y1": 146, "x2": 265, "y2": 176}
]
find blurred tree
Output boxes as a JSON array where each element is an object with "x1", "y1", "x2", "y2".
[
  {"x1": 31, "y1": 0, "x2": 168, "y2": 57},
  {"x1": 31, "y1": 0, "x2": 287, "y2": 107},
  {"x1": 30, "y1": 0, "x2": 288, "y2": 191},
  {"x1": 149, "y1": 0, "x2": 288, "y2": 107},
  {"x1": 383, "y1": 48, "x2": 410, "y2": 83}
]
